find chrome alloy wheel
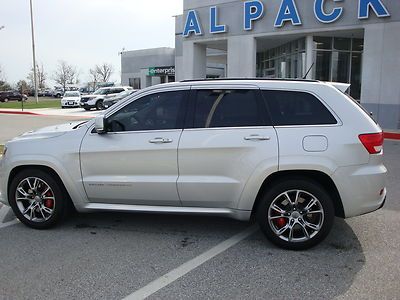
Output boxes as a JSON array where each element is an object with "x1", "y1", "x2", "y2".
[
  {"x1": 268, "y1": 190, "x2": 324, "y2": 243},
  {"x1": 15, "y1": 177, "x2": 56, "y2": 222}
]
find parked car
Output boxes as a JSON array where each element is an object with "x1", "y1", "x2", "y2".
[
  {"x1": 61, "y1": 91, "x2": 81, "y2": 108},
  {"x1": 0, "y1": 91, "x2": 27, "y2": 102},
  {"x1": 103, "y1": 90, "x2": 137, "y2": 109},
  {"x1": 51, "y1": 89, "x2": 64, "y2": 98},
  {"x1": 0, "y1": 79, "x2": 387, "y2": 250},
  {"x1": 80, "y1": 86, "x2": 133, "y2": 110}
]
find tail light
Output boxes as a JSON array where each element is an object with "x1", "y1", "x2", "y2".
[{"x1": 359, "y1": 132, "x2": 384, "y2": 154}]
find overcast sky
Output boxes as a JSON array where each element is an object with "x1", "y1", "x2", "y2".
[{"x1": 0, "y1": 0, "x2": 183, "y2": 86}]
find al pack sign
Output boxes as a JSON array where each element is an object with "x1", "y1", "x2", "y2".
[
  {"x1": 183, "y1": 0, "x2": 391, "y2": 37},
  {"x1": 148, "y1": 66, "x2": 175, "y2": 77}
]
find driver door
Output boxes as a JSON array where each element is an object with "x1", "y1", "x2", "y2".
[{"x1": 80, "y1": 89, "x2": 189, "y2": 206}]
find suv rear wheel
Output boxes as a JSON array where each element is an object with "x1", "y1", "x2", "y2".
[
  {"x1": 3, "y1": 98, "x2": 9, "y2": 102},
  {"x1": 8, "y1": 169, "x2": 70, "y2": 229},
  {"x1": 256, "y1": 179, "x2": 334, "y2": 250}
]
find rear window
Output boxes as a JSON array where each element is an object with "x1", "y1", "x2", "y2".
[{"x1": 262, "y1": 90, "x2": 337, "y2": 126}]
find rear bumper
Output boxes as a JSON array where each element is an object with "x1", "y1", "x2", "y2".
[{"x1": 332, "y1": 163, "x2": 387, "y2": 218}]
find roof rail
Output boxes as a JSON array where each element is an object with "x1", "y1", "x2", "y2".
[{"x1": 180, "y1": 78, "x2": 319, "y2": 83}]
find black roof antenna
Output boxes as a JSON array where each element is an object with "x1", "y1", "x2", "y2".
[{"x1": 303, "y1": 62, "x2": 315, "y2": 79}]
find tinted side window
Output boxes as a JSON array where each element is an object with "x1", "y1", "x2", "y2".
[
  {"x1": 107, "y1": 91, "x2": 187, "y2": 132},
  {"x1": 262, "y1": 90, "x2": 337, "y2": 126},
  {"x1": 113, "y1": 88, "x2": 125, "y2": 94},
  {"x1": 193, "y1": 90, "x2": 263, "y2": 128}
]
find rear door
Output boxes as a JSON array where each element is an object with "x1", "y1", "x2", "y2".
[{"x1": 177, "y1": 86, "x2": 279, "y2": 209}]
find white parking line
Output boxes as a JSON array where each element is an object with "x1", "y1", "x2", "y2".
[
  {"x1": 0, "y1": 205, "x2": 10, "y2": 222},
  {"x1": 0, "y1": 219, "x2": 19, "y2": 229},
  {"x1": 123, "y1": 225, "x2": 258, "y2": 300}
]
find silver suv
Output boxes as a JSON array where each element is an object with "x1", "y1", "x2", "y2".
[{"x1": 0, "y1": 79, "x2": 386, "y2": 250}]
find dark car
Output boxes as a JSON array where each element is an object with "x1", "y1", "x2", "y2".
[
  {"x1": 0, "y1": 91, "x2": 28, "y2": 102},
  {"x1": 103, "y1": 90, "x2": 137, "y2": 109}
]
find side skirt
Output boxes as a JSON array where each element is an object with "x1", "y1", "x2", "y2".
[{"x1": 82, "y1": 203, "x2": 251, "y2": 221}]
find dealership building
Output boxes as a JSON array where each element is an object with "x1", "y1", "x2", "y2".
[{"x1": 121, "y1": 0, "x2": 400, "y2": 130}]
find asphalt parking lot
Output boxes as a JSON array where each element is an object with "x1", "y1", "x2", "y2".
[{"x1": 0, "y1": 113, "x2": 399, "y2": 299}]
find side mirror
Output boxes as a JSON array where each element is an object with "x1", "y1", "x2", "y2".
[{"x1": 94, "y1": 115, "x2": 107, "y2": 134}]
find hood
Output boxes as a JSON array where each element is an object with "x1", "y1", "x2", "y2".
[{"x1": 12, "y1": 121, "x2": 88, "y2": 141}]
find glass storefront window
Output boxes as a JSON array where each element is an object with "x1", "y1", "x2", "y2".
[
  {"x1": 332, "y1": 51, "x2": 350, "y2": 83},
  {"x1": 314, "y1": 37, "x2": 332, "y2": 50},
  {"x1": 351, "y1": 53, "x2": 362, "y2": 100},
  {"x1": 313, "y1": 36, "x2": 363, "y2": 99},
  {"x1": 256, "y1": 38, "x2": 306, "y2": 79},
  {"x1": 334, "y1": 37, "x2": 351, "y2": 51},
  {"x1": 315, "y1": 51, "x2": 331, "y2": 81},
  {"x1": 353, "y1": 38, "x2": 364, "y2": 52}
]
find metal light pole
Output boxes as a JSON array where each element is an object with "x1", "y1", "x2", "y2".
[{"x1": 29, "y1": 0, "x2": 39, "y2": 104}]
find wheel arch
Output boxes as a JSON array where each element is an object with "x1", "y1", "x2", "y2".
[
  {"x1": 8, "y1": 165, "x2": 75, "y2": 209},
  {"x1": 251, "y1": 170, "x2": 345, "y2": 218}
]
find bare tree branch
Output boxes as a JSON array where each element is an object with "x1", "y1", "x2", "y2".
[
  {"x1": 95, "y1": 63, "x2": 114, "y2": 83},
  {"x1": 53, "y1": 61, "x2": 78, "y2": 91},
  {"x1": 27, "y1": 63, "x2": 46, "y2": 90}
]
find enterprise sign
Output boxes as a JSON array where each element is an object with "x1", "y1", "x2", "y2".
[
  {"x1": 148, "y1": 66, "x2": 175, "y2": 77},
  {"x1": 183, "y1": 0, "x2": 391, "y2": 37}
]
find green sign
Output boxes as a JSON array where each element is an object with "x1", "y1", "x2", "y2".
[{"x1": 148, "y1": 66, "x2": 175, "y2": 77}]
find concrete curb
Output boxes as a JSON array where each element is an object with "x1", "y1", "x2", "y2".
[
  {"x1": 0, "y1": 109, "x2": 95, "y2": 119},
  {"x1": 384, "y1": 132, "x2": 400, "y2": 140},
  {"x1": 0, "y1": 110, "x2": 40, "y2": 116}
]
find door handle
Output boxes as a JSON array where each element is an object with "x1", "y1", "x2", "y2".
[
  {"x1": 244, "y1": 135, "x2": 271, "y2": 141},
  {"x1": 149, "y1": 137, "x2": 173, "y2": 144}
]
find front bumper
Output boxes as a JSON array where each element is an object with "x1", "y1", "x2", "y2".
[
  {"x1": 61, "y1": 101, "x2": 79, "y2": 108},
  {"x1": 0, "y1": 157, "x2": 8, "y2": 206}
]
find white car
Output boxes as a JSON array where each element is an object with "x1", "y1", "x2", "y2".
[
  {"x1": 80, "y1": 86, "x2": 133, "y2": 111},
  {"x1": 0, "y1": 79, "x2": 387, "y2": 250},
  {"x1": 61, "y1": 91, "x2": 81, "y2": 108}
]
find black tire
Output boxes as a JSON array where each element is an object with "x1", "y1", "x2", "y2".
[
  {"x1": 3, "y1": 98, "x2": 9, "y2": 103},
  {"x1": 96, "y1": 100, "x2": 104, "y2": 110},
  {"x1": 84, "y1": 108, "x2": 91, "y2": 111},
  {"x1": 8, "y1": 168, "x2": 71, "y2": 229},
  {"x1": 256, "y1": 178, "x2": 334, "y2": 250}
]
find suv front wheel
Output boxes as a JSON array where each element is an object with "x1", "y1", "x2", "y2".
[
  {"x1": 257, "y1": 179, "x2": 334, "y2": 250},
  {"x1": 8, "y1": 169, "x2": 70, "y2": 229}
]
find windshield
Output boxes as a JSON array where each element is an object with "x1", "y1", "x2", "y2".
[
  {"x1": 64, "y1": 92, "x2": 80, "y2": 97},
  {"x1": 93, "y1": 89, "x2": 109, "y2": 95}
]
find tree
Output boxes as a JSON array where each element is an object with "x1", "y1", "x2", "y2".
[
  {"x1": 89, "y1": 67, "x2": 100, "y2": 91},
  {"x1": 0, "y1": 65, "x2": 12, "y2": 91},
  {"x1": 16, "y1": 80, "x2": 30, "y2": 94},
  {"x1": 95, "y1": 63, "x2": 114, "y2": 83},
  {"x1": 28, "y1": 63, "x2": 46, "y2": 89},
  {"x1": 53, "y1": 61, "x2": 78, "y2": 91}
]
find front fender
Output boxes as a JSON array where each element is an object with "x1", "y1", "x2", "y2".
[{"x1": 4, "y1": 154, "x2": 89, "y2": 210}]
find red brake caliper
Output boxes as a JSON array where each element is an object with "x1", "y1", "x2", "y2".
[
  {"x1": 44, "y1": 191, "x2": 54, "y2": 208},
  {"x1": 275, "y1": 218, "x2": 287, "y2": 229}
]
